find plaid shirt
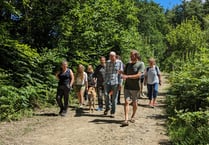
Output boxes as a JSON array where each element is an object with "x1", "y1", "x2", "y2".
[{"x1": 105, "y1": 59, "x2": 123, "y2": 85}]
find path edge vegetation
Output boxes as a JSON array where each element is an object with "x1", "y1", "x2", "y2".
[{"x1": 1, "y1": 0, "x2": 209, "y2": 144}]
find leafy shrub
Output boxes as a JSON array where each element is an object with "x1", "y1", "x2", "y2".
[
  {"x1": 166, "y1": 51, "x2": 209, "y2": 144},
  {"x1": 168, "y1": 111, "x2": 209, "y2": 145}
]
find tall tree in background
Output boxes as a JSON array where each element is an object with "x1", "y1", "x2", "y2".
[
  {"x1": 59, "y1": 0, "x2": 140, "y2": 66},
  {"x1": 165, "y1": 19, "x2": 205, "y2": 71},
  {"x1": 135, "y1": 0, "x2": 168, "y2": 62}
]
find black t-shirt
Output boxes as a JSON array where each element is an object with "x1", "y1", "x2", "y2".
[
  {"x1": 58, "y1": 69, "x2": 71, "y2": 86},
  {"x1": 87, "y1": 72, "x2": 96, "y2": 87},
  {"x1": 124, "y1": 61, "x2": 144, "y2": 90},
  {"x1": 93, "y1": 65, "x2": 105, "y2": 86}
]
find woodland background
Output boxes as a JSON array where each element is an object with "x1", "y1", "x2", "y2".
[{"x1": 1, "y1": 0, "x2": 209, "y2": 144}]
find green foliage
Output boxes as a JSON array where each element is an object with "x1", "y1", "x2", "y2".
[
  {"x1": 135, "y1": 0, "x2": 168, "y2": 62},
  {"x1": 164, "y1": 19, "x2": 205, "y2": 71},
  {"x1": 59, "y1": 0, "x2": 141, "y2": 65},
  {"x1": 166, "y1": 49, "x2": 209, "y2": 144},
  {"x1": 168, "y1": 111, "x2": 209, "y2": 145},
  {"x1": 0, "y1": 85, "x2": 32, "y2": 121}
]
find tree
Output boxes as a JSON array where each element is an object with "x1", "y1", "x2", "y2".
[
  {"x1": 59, "y1": 0, "x2": 141, "y2": 66},
  {"x1": 165, "y1": 19, "x2": 205, "y2": 71}
]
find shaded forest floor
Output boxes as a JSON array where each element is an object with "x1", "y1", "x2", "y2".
[{"x1": 0, "y1": 74, "x2": 171, "y2": 145}]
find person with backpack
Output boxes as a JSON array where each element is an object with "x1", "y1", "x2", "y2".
[
  {"x1": 56, "y1": 60, "x2": 74, "y2": 116},
  {"x1": 144, "y1": 58, "x2": 162, "y2": 108}
]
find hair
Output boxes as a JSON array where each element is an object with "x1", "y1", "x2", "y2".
[
  {"x1": 100, "y1": 56, "x2": 106, "y2": 60},
  {"x1": 61, "y1": 60, "x2": 68, "y2": 65},
  {"x1": 116, "y1": 55, "x2": 121, "y2": 60},
  {"x1": 87, "y1": 65, "x2": 94, "y2": 73},
  {"x1": 131, "y1": 50, "x2": 141, "y2": 61},
  {"x1": 109, "y1": 51, "x2": 116, "y2": 56},
  {"x1": 60, "y1": 60, "x2": 68, "y2": 71},
  {"x1": 76, "y1": 64, "x2": 85, "y2": 80},
  {"x1": 148, "y1": 57, "x2": 156, "y2": 64}
]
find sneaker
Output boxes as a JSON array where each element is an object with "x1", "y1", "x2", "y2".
[
  {"x1": 97, "y1": 107, "x2": 103, "y2": 111},
  {"x1": 60, "y1": 110, "x2": 67, "y2": 117}
]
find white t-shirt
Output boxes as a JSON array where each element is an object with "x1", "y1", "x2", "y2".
[
  {"x1": 76, "y1": 72, "x2": 87, "y2": 85},
  {"x1": 145, "y1": 65, "x2": 160, "y2": 85}
]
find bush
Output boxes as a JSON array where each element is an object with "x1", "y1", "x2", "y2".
[
  {"x1": 166, "y1": 51, "x2": 209, "y2": 144},
  {"x1": 168, "y1": 111, "x2": 209, "y2": 145}
]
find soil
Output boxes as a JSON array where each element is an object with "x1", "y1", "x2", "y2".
[{"x1": 0, "y1": 75, "x2": 171, "y2": 145}]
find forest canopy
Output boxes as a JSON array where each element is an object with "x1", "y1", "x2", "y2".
[{"x1": 1, "y1": 0, "x2": 209, "y2": 144}]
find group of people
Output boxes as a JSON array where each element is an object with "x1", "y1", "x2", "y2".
[{"x1": 55, "y1": 50, "x2": 162, "y2": 127}]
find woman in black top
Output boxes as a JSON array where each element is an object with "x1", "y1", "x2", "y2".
[{"x1": 56, "y1": 60, "x2": 74, "y2": 116}]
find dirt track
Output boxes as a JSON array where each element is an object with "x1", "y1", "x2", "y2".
[{"x1": 0, "y1": 75, "x2": 170, "y2": 145}]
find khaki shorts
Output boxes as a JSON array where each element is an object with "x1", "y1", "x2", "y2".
[
  {"x1": 124, "y1": 89, "x2": 139, "y2": 102},
  {"x1": 75, "y1": 85, "x2": 86, "y2": 92}
]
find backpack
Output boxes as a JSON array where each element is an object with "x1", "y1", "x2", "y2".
[{"x1": 146, "y1": 66, "x2": 159, "y2": 75}]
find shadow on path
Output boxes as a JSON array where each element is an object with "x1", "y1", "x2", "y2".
[
  {"x1": 89, "y1": 119, "x2": 123, "y2": 125},
  {"x1": 33, "y1": 113, "x2": 58, "y2": 117}
]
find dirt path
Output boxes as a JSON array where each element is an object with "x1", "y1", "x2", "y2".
[{"x1": 0, "y1": 75, "x2": 170, "y2": 145}]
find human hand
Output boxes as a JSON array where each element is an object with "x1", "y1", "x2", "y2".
[
  {"x1": 118, "y1": 70, "x2": 123, "y2": 74},
  {"x1": 122, "y1": 75, "x2": 128, "y2": 80}
]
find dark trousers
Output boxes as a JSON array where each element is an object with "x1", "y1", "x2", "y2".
[
  {"x1": 117, "y1": 90, "x2": 121, "y2": 104},
  {"x1": 56, "y1": 85, "x2": 70, "y2": 112},
  {"x1": 96, "y1": 86, "x2": 104, "y2": 108}
]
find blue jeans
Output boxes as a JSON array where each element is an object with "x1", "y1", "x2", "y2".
[
  {"x1": 147, "y1": 83, "x2": 159, "y2": 100},
  {"x1": 104, "y1": 84, "x2": 119, "y2": 114}
]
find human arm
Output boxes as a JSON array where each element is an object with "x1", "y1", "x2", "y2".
[
  {"x1": 84, "y1": 72, "x2": 88, "y2": 90},
  {"x1": 122, "y1": 62, "x2": 144, "y2": 80},
  {"x1": 157, "y1": 67, "x2": 162, "y2": 85},
  {"x1": 144, "y1": 71, "x2": 147, "y2": 86},
  {"x1": 55, "y1": 71, "x2": 60, "y2": 80},
  {"x1": 69, "y1": 69, "x2": 74, "y2": 88},
  {"x1": 122, "y1": 72, "x2": 142, "y2": 80}
]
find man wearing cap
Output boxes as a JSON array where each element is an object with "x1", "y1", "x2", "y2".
[{"x1": 104, "y1": 51, "x2": 123, "y2": 118}]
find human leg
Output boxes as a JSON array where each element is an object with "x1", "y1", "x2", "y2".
[
  {"x1": 63, "y1": 86, "x2": 70, "y2": 113},
  {"x1": 129, "y1": 90, "x2": 139, "y2": 122},
  {"x1": 104, "y1": 85, "x2": 111, "y2": 115},
  {"x1": 153, "y1": 83, "x2": 159, "y2": 106},
  {"x1": 110, "y1": 85, "x2": 119, "y2": 116},
  {"x1": 124, "y1": 89, "x2": 130, "y2": 122},
  {"x1": 140, "y1": 77, "x2": 145, "y2": 97},
  {"x1": 80, "y1": 86, "x2": 86, "y2": 107},
  {"x1": 120, "y1": 89, "x2": 130, "y2": 126},
  {"x1": 147, "y1": 84, "x2": 154, "y2": 106},
  {"x1": 97, "y1": 86, "x2": 104, "y2": 110},
  {"x1": 117, "y1": 90, "x2": 121, "y2": 104},
  {"x1": 56, "y1": 86, "x2": 64, "y2": 114}
]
